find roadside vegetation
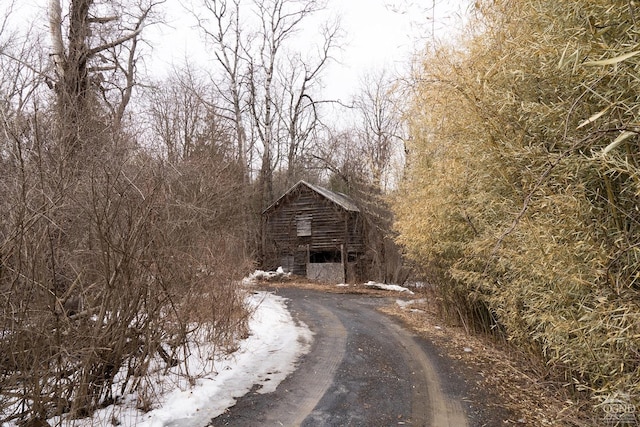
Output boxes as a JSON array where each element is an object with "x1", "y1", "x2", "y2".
[
  {"x1": 5, "y1": 0, "x2": 637, "y2": 424},
  {"x1": 394, "y1": 0, "x2": 640, "y2": 422},
  {"x1": 0, "y1": 0, "x2": 250, "y2": 423},
  {"x1": 0, "y1": 0, "x2": 406, "y2": 424}
]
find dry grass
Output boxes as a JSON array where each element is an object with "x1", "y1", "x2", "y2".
[{"x1": 393, "y1": 0, "x2": 640, "y2": 416}]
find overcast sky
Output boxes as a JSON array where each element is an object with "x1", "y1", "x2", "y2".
[
  {"x1": 147, "y1": 0, "x2": 468, "y2": 102},
  {"x1": 321, "y1": 0, "x2": 467, "y2": 100},
  {"x1": 6, "y1": 0, "x2": 468, "y2": 103}
]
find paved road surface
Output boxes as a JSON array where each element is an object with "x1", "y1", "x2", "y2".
[{"x1": 210, "y1": 288, "x2": 492, "y2": 427}]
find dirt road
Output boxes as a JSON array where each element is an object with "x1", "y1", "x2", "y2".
[{"x1": 210, "y1": 288, "x2": 496, "y2": 426}]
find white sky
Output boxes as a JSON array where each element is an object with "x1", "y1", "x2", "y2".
[
  {"x1": 320, "y1": 0, "x2": 467, "y2": 101},
  {"x1": 6, "y1": 0, "x2": 468, "y2": 103},
  {"x1": 147, "y1": 0, "x2": 468, "y2": 102}
]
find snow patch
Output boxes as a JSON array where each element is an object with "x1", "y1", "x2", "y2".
[
  {"x1": 404, "y1": 281, "x2": 431, "y2": 289},
  {"x1": 15, "y1": 291, "x2": 311, "y2": 427},
  {"x1": 242, "y1": 267, "x2": 291, "y2": 285},
  {"x1": 364, "y1": 281, "x2": 414, "y2": 294},
  {"x1": 395, "y1": 298, "x2": 426, "y2": 309}
]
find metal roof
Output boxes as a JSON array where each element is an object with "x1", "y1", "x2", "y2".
[{"x1": 263, "y1": 180, "x2": 360, "y2": 213}]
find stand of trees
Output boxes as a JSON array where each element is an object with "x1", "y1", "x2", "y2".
[
  {"x1": 193, "y1": 0, "x2": 342, "y2": 207},
  {"x1": 1, "y1": 1, "x2": 250, "y2": 423},
  {"x1": 0, "y1": 0, "x2": 406, "y2": 424}
]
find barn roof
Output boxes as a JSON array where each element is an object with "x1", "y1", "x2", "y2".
[{"x1": 263, "y1": 180, "x2": 360, "y2": 213}]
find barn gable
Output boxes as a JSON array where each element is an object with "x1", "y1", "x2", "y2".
[{"x1": 261, "y1": 181, "x2": 366, "y2": 283}]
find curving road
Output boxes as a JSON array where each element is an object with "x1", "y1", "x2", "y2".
[{"x1": 210, "y1": 288, "x2": 479, "y2": 427}]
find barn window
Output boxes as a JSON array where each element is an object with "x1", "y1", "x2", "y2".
[{"x1": 296, "y1": 214, "x2": 312, "y2": 236}]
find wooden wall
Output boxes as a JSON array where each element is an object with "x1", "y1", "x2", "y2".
[{"x1": 262, "y1": 185, "x2": 365, "y2": 278}]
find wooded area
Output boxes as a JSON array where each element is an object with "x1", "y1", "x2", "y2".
[
  {"x1": 394, "y1": 0, "x2": 640, "y2": 422},
  {"x1": 4, "y1": 0, "x2": 636, "y2": 424},
  {"x1": 0, "y1": 0, "x2": 405, "y2": 424}
]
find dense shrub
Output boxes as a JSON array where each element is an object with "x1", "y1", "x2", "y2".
[
  {"x1": 0, "y1": 129, "x2": 251, "y2": 422},
  {"x1": 394, "y1": 0, "x2": 640, "y2": 414}
]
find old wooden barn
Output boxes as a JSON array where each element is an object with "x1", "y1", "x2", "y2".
[{"x1": 261, "y1": 180, "x2": 366, "y2": 283}]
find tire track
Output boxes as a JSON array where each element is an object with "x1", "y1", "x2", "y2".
[
  {"x1": 211, "y1": 289, "x2": 471, "y2": 427},
  {"x1": 260, "y1": 302, "x2": 347, "y2": 426},
  {"x1": 386, "y1": 320, "x2": 468, "y2": 427}
]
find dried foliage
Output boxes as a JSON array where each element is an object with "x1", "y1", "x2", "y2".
[
  {"x1": 394, "y1": 0, "x2": 640, "y2": 418},
  {"x1": 0, "y1": 117, "x2": 250, "y2": 423},
  {"x1": 0, "y1": 2, "x2": 251, "y2": 424}
]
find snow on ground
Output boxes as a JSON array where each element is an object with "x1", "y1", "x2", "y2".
[
  {"x1": 396, "y1": 298, "x2": 427, "y2": 314},
  {"x1": 364, "y1": 281, "x2": 414, "y2": 294},
  {"x1": 241, "y1": 267, "x2": 291, "y2": 285},
  {"x1": 396, "y1": 298, "x2": 426, "y2": 309},
  {"x1": 32, "y1": 291, "x2": 312, "y2": 427},
  {"x1": 4, "y1": 271, "x2": 418, "y2": 427}
]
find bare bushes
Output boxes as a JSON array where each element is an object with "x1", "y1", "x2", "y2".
[
  {"x1": 160, "y1": 152, "x2": 253, "y2": 352},
  {"x1": 349, "y1": 180, "x2": 410, "y2": 285},
  {"x1": 0, "y1": 120, "x2": 250, "y2": 424},
  {"x1": 0, "y1": 2, "x2": 252, "y2": 422}
]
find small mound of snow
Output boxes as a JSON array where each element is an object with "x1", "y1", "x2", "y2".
[
  {"x1": 242, "y1": 268, "x2": 291, "y2": 285},
  {"x1": 404, "y1": 281, "x2": 432, "y2": 289},
  {"x1": 396, "y1": 299, "x2": 412, "y2": 309},
  {"x1": 364, "y1": 281, "x2": 414, "y2": 294},
  {"x1": 396, "y1": 298, "x2": 426, "y2": 309}
]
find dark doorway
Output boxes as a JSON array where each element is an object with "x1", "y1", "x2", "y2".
[{"x1": 309, "y1": 250, "x2": 341, "y2": 263}]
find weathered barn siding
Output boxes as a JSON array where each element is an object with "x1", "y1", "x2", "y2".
[{"x1": 262, "y1": 181, "x2": 365, "y2": 282}]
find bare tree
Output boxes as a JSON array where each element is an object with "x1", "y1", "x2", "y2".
[
  {"x1": 353, "y1": 70, "x2": 406, "y2": 191},
  {"x1": 147, "y1": 66, "x2": 223, "y2": 162},
  {"x1": 310, "y1": 127, "x2": 365, "y2": 187},
  {"x1": 308, "y1": 71, "x2": 407, "y2": 193},
  {"x1": 277, "y1": 18, "x2": 340, "y2": 187},
  {"x1": 1, "y1": 2, "x2": 250, "y2": 424},
  {"x1": 194, "y1": 0, "x2": 251, "y2": 181},
  {"x1": 194, "y1": 0, "x2": 339, "y2": 207},
  {"x1": 48, "y1": 0, "x2": 161, "y2": 156},
  {"x1": 247, "y1": 0, "x2": 336, "y2": 206}
]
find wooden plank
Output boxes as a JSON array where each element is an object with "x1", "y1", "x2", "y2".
[{"x1": 262, "y1": 184, "x2": 366, "y2": 272}]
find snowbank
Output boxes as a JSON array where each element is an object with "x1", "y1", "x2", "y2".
[
  {"x1": 16, "y1": 291, "x2": 312, "y2": 427},
  {"x1": 242, "y1": 267, "x2": 291, "y2": 284}
]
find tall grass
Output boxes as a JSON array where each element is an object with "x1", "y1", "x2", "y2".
[{"x1": 394, "y1": 0, "x2": 640, "y2": 417}]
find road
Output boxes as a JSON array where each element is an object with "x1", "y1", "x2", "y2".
[{"x1": 210, "y1": 288, "x2": 493, "y2": 427}]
